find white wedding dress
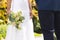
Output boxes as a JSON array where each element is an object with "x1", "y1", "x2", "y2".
[{"x1": 5, "y1": 0, "x2": 35, "y2": 40}]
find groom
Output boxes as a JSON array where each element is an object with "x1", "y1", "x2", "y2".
[{"x1": 35, "y1": 0, "x2": 60, "y2": 40}]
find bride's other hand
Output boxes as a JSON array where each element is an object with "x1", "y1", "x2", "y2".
[
  {"x1": 6, "y1": 10, "x2": 11, "y2": 15},
  {"x1": 30, "y1": 11, "x2": 33, "y2": 19}
]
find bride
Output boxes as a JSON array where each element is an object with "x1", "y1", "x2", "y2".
[{"x1": 5, "y1": 0, "x2": 35, "y2": 40}]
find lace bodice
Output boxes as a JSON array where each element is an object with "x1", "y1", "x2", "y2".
[{"x1": 11, "y1": 0, "x2": 30, "y2": 12}]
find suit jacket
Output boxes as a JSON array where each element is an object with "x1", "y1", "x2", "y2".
[{"x1": 35, "y1": 0, "x2": 60, "y2": 11}]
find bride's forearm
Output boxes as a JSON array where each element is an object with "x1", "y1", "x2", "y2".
[
  {"x1": 28, "y1": 0, "x2": 33, "y2": 18},
  {"x1": 28, "y1": 0, "x2": 32, "y2": 11},
  {"x1": 7, "y1": 0, "x2": 12, "y2": 11}
]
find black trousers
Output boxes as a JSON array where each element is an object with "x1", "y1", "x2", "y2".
[{"x1": 38, "y1": 10, "x2": 60, "y2": 40}]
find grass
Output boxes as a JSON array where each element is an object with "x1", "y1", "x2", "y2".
[{"x1": 34, "y1": 33, "x2": 42, "y2": 37}]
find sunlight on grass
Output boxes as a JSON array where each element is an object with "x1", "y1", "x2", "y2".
[{"x1": 34, "y1": 33, "x2": 42, "y2": 37}]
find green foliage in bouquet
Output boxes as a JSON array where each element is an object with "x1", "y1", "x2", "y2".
[{"x1": 9, "y1": 11, "x2": 25, "y2": 29}]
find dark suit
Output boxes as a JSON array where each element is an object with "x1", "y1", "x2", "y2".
[
  {"x1": 35, "y1": 0, "x2": 60, "y2": 40},
  {"x1": 35, "y1": 0, "x2": 60, "y2": 11}
]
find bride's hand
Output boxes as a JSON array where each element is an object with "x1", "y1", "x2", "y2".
[{"x1": 6, "y1": 10, "x2": 11, "y2": 15}]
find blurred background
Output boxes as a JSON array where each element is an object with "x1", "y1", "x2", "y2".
[{"x1": 0, "y1": 0, "x2": 42, "y2": 40}]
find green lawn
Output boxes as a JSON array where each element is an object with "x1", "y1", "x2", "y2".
[{"x1": 34, "y1": 33, "x2": 42, "y2": 37}]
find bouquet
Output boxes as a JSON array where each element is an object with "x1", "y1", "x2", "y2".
[{"x1": 8, "y1": 11, "x2": 24, "y2": 29}]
